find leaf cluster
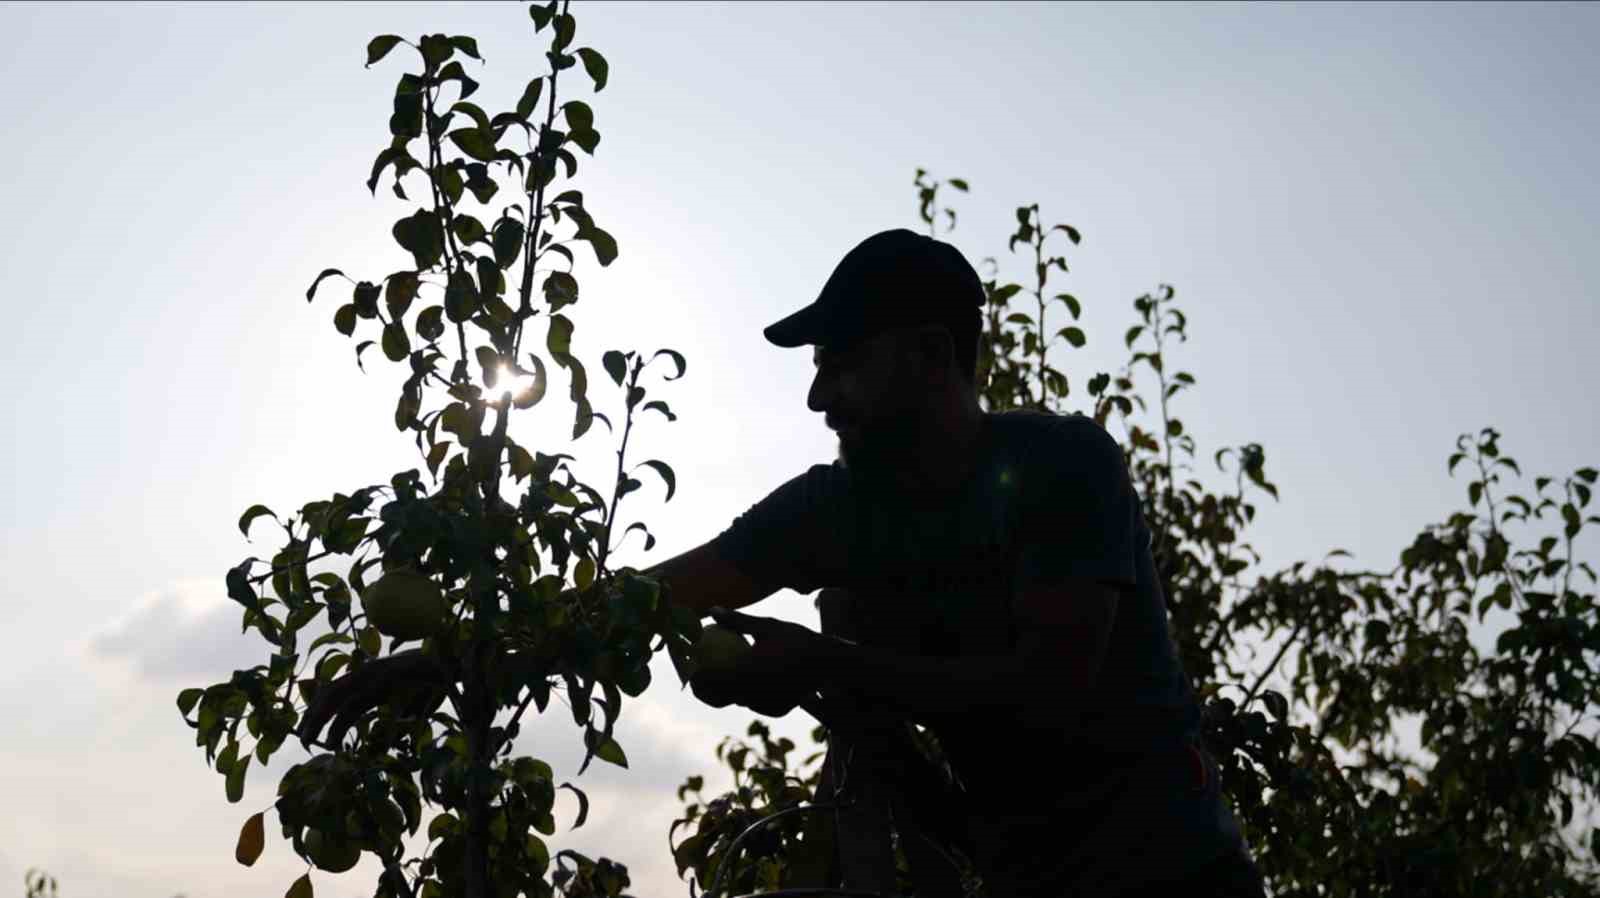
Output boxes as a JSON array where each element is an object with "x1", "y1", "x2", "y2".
[{"x1": 174, "y1": 5, "x2": 688, "y2": 898}]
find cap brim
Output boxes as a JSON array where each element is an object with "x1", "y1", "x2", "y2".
[{"x1": 762, "y1": 302, "x2": 832, "y2": 348}]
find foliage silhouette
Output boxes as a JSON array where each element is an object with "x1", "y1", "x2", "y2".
[{"x1": 176, "y1": 4, "x2": 693, "y2": 897}]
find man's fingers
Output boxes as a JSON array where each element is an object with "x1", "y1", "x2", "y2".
[
  {"x1": 296, "y1": 650, "x2": 448, "y2": 748},
  {"x1": 708, "y1": 607, "x2": 772, "y2": 638}
]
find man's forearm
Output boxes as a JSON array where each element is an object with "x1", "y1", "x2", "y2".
[{"x1": 811, "y1": 636, "x2": 1033, "y2": 720}]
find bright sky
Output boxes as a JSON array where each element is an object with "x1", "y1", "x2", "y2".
[{"x1": 1, "y1": 2, "x2": 1595, "y2": 896}]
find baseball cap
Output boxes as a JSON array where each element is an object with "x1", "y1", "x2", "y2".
[{"x1": 763, "y1": 229, "x2": 985, "y2": 349}]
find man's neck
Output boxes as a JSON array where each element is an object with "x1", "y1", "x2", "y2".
[{"x1": 895, "y1": 398, "x2": 987, "y2": 497}]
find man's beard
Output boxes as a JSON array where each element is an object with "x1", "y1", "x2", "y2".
[{"x1": 835, "y1": 409, "x2": 920, "y2": 488}]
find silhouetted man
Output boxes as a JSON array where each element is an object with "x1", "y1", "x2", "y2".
[
  {"x1": 666, "y1": 229, "x2": 1265, "y2": 897},
  {"x1": 302, "y1": 229, "x2": 1266, "y2": 897}
]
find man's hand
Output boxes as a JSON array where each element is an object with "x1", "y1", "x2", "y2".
[
  {"x1": 688, "y1": 608, "x2": 831, "y2": 717},
  {"x1": 296, "y1": 649, "x2": 451, "y2": 749}
]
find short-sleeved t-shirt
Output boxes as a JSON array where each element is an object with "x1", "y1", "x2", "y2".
[{"x1": 713, "y1": 410, "x2": 1250, "y2": 894}]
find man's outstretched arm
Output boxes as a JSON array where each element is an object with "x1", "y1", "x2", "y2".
[
  {"x1": 298, "y1": 540, "x2": 777, "y2": 747},
  {"x1": 645, "y1": 539, "x2": 780, "y2": 617},
  {"x1": 710, "y1": 576, "x2": 1121, "y2": 723}
]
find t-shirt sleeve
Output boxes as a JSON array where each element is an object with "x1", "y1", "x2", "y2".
[
  {"x1": 712, "y1": 463, "x2": 853, "y2": 594},
  {"x1": 1014, "y1": 417, "x2": 1141, "y2": 590}
]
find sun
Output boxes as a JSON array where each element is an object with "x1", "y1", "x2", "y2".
[{"x1": 494, "y1": 364, "x2": 544, "y2": 404}]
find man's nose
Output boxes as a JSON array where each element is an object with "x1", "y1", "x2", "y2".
[{"x1": 807, "y1": 369, "x2": 834, "y2": 414}]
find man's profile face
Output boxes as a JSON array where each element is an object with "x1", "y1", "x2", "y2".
[{"x1": 808, "y1": 329, "x2": 924, "y2": 482}]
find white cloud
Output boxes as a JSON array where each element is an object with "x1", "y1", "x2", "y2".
[{"x1": 84, "y1": 580, "x2": 264, "y2": 684}]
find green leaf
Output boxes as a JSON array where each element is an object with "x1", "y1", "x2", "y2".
[
  {"x1": 637, "y1": 460, "x2": 676, "y2": 501},
  {"x1": 333, "y1": 303, "x2": 357, "y2": 336},
  {"x1": 463, "y1": 162, "x2": 497, "y2": 204},
  {"x1": 365, "y1": 35, "x2": 406, "y2": 68},
  {"x1": 1053, "y1": 293, "x2": 1081, "y2": 319},
  {"x1": 448, "y1": 100, "x2": 492, "y2": 134},
  {"x1": 547, "y1": 314, "x2": 574, "y2": 359},
  {"x1": 651, "y1": 348, "x2": 686, "y2": 380},
  {"x1": 382, "y1": 322, "x2": 410, "y2": 362},
  {"x1": 602, "y1": 350, "x2": 627, "y2": 387},
  {"x1": 553, "y1": 14, "x2": 576, "y2": 51},
  {"x1": 570, "y1": 391, "x2": 593, "y2": 440},
  {"x1": 516, "y1": 78, "x2": 545, "y2": 119},
  {"x1": 225, "y1": 756, "x2": 250, "y2": 803},
  {"x1": 385, "y1": 271, "x2": 420, "y2": 319},
  {"x1": 576, "y1": 47, "x2": 609, "y2": 91},
  {"x1": 594, "y1": 736, "x2": 627, "y2": 768},
  {"x1": 448, "y1": 35, "x2": 481, "y2": 61},
  {"x1": 235, "y1": 811, "x2": 265, "y2": 866},
  {"x1": 580, "y1": 225, "x2": 616, "y2": 266},
  {"x1": 517, "y1": 354, "x2": 548, "y2": 409},
  {"x1": 352, "y1": 281, "x2": 380, "y2": 318},
  {"x1": 529, "y1": 2, "x2": 555, "y2": 31},
  {"x1": 989, "y1": 283, "x2": 1023, "y2": 304},
  {"x1": 389, "y1": 89, "x2": 424, "y2": 139},
  {"x1": 948, "y1": 178, "x2": 969, "y2": 191},
  {"x1": 475, "y1": 255, "x2": 504, "y2": 298},
  {"x1": 428, "y1": 813, "x2": 459, "y2": 840},
  {"x1": 305, "y1": 268, "x2": 346, "y2": 303},
  {"x1": 176, "y1": 688, "x2": 203, "y2": 717},
  {"x1": 1577, "y1": 467, "x2": 1598, "y2": 484},
  {"x1": 1051, "y1": 223, "x2": 1082, "y2": 244},
  {"x1": 451, "y1": 213, "x2": 488, "y2": 245},
  {"x1": 568, "y1": 127, "x2": 600, "y2": 155},
  {"x1": 227, "y1": 565, "x2": 259, "y2": 611},
  {"x1": 448, "y1": 128, "x2": 497, "y2": 162},
  {"x1": 426, "y1": 441, "x2": 451, "y2": 478},
  {"x1": 526, "y1": 833, "x2": 551, "y2": 875},
  {"x1": 1124, "y1": 325, "x2": 1144, "y2": 348},
  {"x1": 493, "y1": 217, "x2": 525, "y2": 269},
  {"x1": 641, "y1": 400, "x2": 675, "y2": 422},
  {"x1": 1056, "y1": 326, "x2": 1086, "y2": 348},
  {"x1": 544, "y1": 271, "x2": 579, "y2": 310},
  {"x1": 286, "y1": 872, "x2": 313, "y2": 898},
  {"x1": 417, "y1": 305, "x2": 445, "y2": 342},
  {"x1": 238, "y1": 504, "x2": 278, "y2": 538},
  {"x1": 392, "y1": 210, "x2": 444, "y2": 270},
  {"x1": 441, "y1": 60, "x2": 483, "y2": 98},
  {"x1": 444, "y1": 269, "x2": 480, "y2": 322},
  {"x1": 420, "y1": 33, "x2": 453, "y2": 70},
  {"x1": 366, "y1": 146, "x2": 415, "y2": 196},
  {"x1": 563, "y1": 100, "x2": 594, "y2": 132},
  {"x1": 476, "y1": 345, "x2": 501, "y2": 381},
  {"x1": 559, "y1": 782, "x2": 590, "y2": 828},
  {"x1": 1260, "y1": 691, "x2": 1288, "y2": 720}
]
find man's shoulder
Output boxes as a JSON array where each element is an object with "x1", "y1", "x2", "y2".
[{"x1": 988, "y1": 410, "x2": 1123, "y2": 467}]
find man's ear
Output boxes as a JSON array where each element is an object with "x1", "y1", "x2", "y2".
[{"x1": 910, "y1": 325, "x2": 955, "y2": 384}]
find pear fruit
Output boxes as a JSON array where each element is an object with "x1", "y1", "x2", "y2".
[
  {"x1": 694, "y1": 624, "x2": 753, "y2": 672},
  {"x1": 362, "y1": 570, "x2": 447, "y2": 641},
  {"x1": 304, "y1": 828, "x2": 361, "y2": 873}
]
